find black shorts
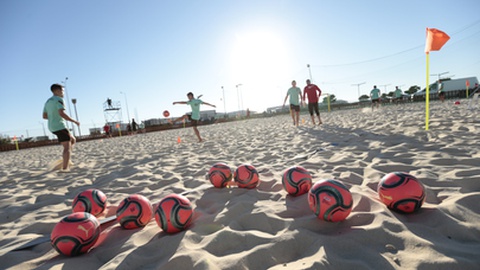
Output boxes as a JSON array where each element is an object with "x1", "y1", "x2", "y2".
[
  {"x1": 53, "y1": 129, "x2": 71, "y2": 143},
  {"x1": 439, "y1": 92, "x2": 445, "y2": 97},
  {"x1": 372, "y1": 99, "x2": 380, "y2": 103},
  {"x1": 290, "y1": 104, "x2": 300, "y2": 112},
  {"x1": 187, "y1": 114, "x2": 198, "y2": 127},
  {"x1": 308, "y1": 102, "x2": 319, "y2": 115}
]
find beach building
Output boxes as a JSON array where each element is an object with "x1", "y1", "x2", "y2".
[{"x1": 413, "y1": 76, "x2": 479, "y2": 101}]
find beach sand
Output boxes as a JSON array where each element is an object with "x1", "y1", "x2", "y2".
[{"x1": 0, "y1": 101, "x2": 479, "y2": 269}]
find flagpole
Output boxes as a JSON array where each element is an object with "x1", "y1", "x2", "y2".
[{"x1": 425, "y1": 52, "x2": 430, "y2": 131}]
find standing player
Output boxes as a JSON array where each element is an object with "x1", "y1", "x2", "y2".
[
  {"x1": 43, "y1": 83, "x2": 80, "y2": 171},
  {"x1": 394, "y1": 86, "x2": 403, "y2": 105},
  {"x1": 172, "y1": 92, "x2": 216, "y2": 142},
  {"x1": 370, "y1": 85, "x2": 381, "y2": 110},
  {"x1": 283, "y1": 80, "x2": 303, "y2": 127},
  {"x1": 303, "y1": 79, "x2": 323, "y2": 125}
]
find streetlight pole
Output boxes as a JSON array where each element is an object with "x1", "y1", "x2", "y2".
[
  {"x1": 61, "y1": 77, "x2": 75, "y2": 136},
  {"x1": 351, "y1": 82, "x2": 366, "y2": 99},
  {"x1": 39, "y1": 121, "x2": 46, "y2": 137},
  {"x1": 71, "y1": 98, "x2": 81, "y2": 136},
  {"x1": 378, "y1": 84, "x2": 391, "y2": 94},
  {"x1": 222, "y1": 86, "x2": 226, "y2": 116},
  {"x1": 120, "y1": 91, "x2": 131, "y2": 124},
  {"x1": 235, "y1": 84, "x2": 242, "y2": 114},
  {"x1": 307, "y1": 64, "x2": 313, "y2": 81}
]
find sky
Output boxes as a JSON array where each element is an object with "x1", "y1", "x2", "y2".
[{"x1": 1, "y1": 0, "x2": 479, "y2": 139}]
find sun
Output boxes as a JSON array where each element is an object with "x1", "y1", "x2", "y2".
[{"x1": 230, "y1": 31, "x2": 289, "y2": 84}]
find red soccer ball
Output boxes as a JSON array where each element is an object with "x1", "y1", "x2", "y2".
[
  {"x1": 208, "y1": 162, "x2": 233, "y2": 188},
  {"x1": 234, "y1": 164, "x2": 259, "y2": 189},
  {"x1": 116, "y1": 194, "x2": 153, "y2": 229},
  {"x1": 155, "y1": 194, "x2": 194, "y2": 233},
  {"x1": 163, "y1": 110, "x2": 170, "y2": 117},
  {"x1": 72, "y1": 189, "x2": 107, "y2": 217},
  {"x1": 308, "y1": 179, "x2": 353, "y2": 222},
  {"x1": 377, "y1": 172, "x2": 425, "y2": 213},
  {"x1": 282, "y1": 166, "x2": 312, "y2": 196},
  {"x1": 51, "y1": 212, "x2": 100, "y2": 256}
]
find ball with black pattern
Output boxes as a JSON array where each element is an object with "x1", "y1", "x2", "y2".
[
  {"x1": 72, "y1": 189, "x2": 107, "y2": 217},
  {"x1": 234, "y1": 164, "x2": 259, "y2": 189},
  {"x1": 155, "y1": 194, "x2": 193, "y2": 233},
  {"x1": 377, "y1": 172, "x2": 425, "y2": 213},
  {"x1": 51, "y1": 212, "x2": 100, "y2": 256},
  {"x1": 116, "y1": 194, "x2": 153, "y2": 229},
  {"x1": 282, "y1": 166, "x2": 312, "y2": 196},
  {"x1": 208, "y1": 162, "x2": 233, "y2": 188},
  {"x1": 308, "y1": 179, "x2": 353, "y2": 222}
]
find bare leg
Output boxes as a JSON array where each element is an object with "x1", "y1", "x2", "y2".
[
  {"x1": 310, "y1": 115, "x2": 316, "y2": 125},
  {"x1": 317, "y1": 114, "x2": 322, "y2": 125},
  {"x1": 295, "y1": 111, "x2": 300, "y2": 127},
  {"x1": 290, "y1": 109, "x2": 295, "y2": 125},
  {"x1": 193, "y1": 126, "x2": 202, "y2": 142}
]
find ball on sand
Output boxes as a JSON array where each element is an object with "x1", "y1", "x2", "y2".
[
  {"x1": 51, "y1": 212, "x2": 100, "y2": 256},
  {"x1": 377, "y1": 172, "x2": 425, "y2": 213},
  {"x1": 72, "y1": 189, "x2": 107, "y2": 217},
  {"x1": 116, "y1": 194, "x2": 153, "y2": 229},
  {"x1": 234, "y1": 164, "x2": 259, "y2": 189},
  {"x1": 308, "y1": 179, "x2": 353, "y2": 222},
  {"x1": 163, "y1": 110, "x2": 170, "y2": 117},
  {"x1": 208, "y1": 162, "x2": 233, "y2": 188},
  {"x1": 155, "y1": 194, "x2": 194, "y2": 233},
  {"x1": 282, "y1": 166, "x2": 312, "y2": 196}
]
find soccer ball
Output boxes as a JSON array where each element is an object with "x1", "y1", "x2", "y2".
[
  {"x1": 377, "y1": 172, "x2": 425, "y2": 213},
  {"x1": 234, "y1": 164, "x2": 259, "y2": 189},
  {"x1": 208, "y1": 162, "x2": 233, "y2": 188},
  {"x1": 155, "y1": 194, "x2": 194, "y2": 233},
  {"x1": 282, "y1": 166, "x2": 312, "y2": 196},
  {"x1": 51, "y1": 212, "x2": 100, "y2": 256},
  {"x1": 308, "y1": 179, "x2": 353, "y2": 222},
  {"x1": 116, "y1": 194, "x2": 153, "y2": 229},
  {"x1": 163, "y1": 110, "x2": 170, "y2": 117},
  {"x1": 72, "y1": 189, "x2": 107, "y2": 217}
]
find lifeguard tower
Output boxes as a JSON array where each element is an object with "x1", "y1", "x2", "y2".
[{"x1": 103, "y1": 98, "x2": 123, "y2": 126}]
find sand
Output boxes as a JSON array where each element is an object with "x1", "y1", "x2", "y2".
[{"x1": 0, "y1": 101, "x2": 479, "y2": 270}]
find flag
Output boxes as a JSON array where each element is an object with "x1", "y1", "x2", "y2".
[{"x1": 425, "y1": 28, "x2": 450, "y2": 53}]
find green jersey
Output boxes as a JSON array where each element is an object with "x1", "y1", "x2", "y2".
[
  {"x1": 187, "y1": 99, "x2": 203, "y2": 120},
  {"x1": 394, "y1": 89, "x2": 402, "y2": 98},
  {"x1": 287, "y1": 87, "x2": 301, "y2": 105},
  {"x1": 370, "y1": 88, "x2": 381, "y2": 99},
  {"x1": 43, "y1": 95, "x2": 67, "y2": 132}
]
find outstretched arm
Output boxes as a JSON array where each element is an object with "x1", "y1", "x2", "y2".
[
  {"x1": 173, "y1": 101, "x2": 188, "y2": 105},
  {"x1": 283, "y1": 95, "x2": 288, "y2": 106},
  {"x1": 202, "y1": 101, "x2": 216, "y2": 108}
]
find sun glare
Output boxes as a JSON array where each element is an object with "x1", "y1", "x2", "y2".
[{"x1": 230, "y1": 31, "x2": 289, "y2": 84}]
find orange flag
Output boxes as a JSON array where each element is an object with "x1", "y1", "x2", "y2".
[{"x1": 425, "y1": 28, "x2": 450, "y2": 53}]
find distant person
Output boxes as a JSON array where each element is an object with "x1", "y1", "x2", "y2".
[
  {"x1": 131, "y1": 118, "x2": 138, "y2": 134},
  {"x1": 283, "y1": 80, "x2": 302, "y2": 126},
  {"x1": 370, "y1": 85, "x2": 381, "y2": 110},
  {"x1": 394, "y1": 86, "x2": 403, "y2": 104},
  {"x1": 103, "y1": 123, "x2": 111, "y2": 138},
  {"x1": 303, "y1": 79, "x2": 322, "y2": 125},
  {"x1": 107, "y1": 98, "x2": 112, "y2": 108},
  {"x1": 42, "y1": 83, "x2": 80, "y2": 171},
  {"x1": 127, "y1": 123, "x2": 132, "y2": 135},
  {"x1": 438, "y1": 82, "x2": 445, "y2": 103},
  {"x1": 172, "y1": 92, "x2": 216, "y2": 142}
]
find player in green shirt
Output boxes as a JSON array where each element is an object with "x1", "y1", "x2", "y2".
[
  {"x1": 370, "y1": 85, "x2": 381, "y2": 111},
  {"x1": 394, "y1": 86, "x2": 403, "y2": 104},
  {"x1": 172, "y1": 92, "x2": 216, "y2": 142},
  {"x1": 42, "y1": 83, "x2": 80, "y2": 171},
  {"x1": 283, "y1": 80, "x2": 303, "y2": 126}
]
